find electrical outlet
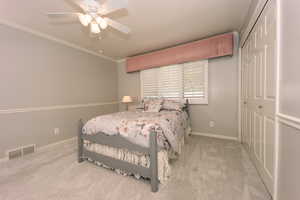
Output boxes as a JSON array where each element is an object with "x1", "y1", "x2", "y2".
[
  {"x1": 54, "y1": 128, "x2": 60, "y2": 135},
  {"x1": 209, "y1": 121, "x2": 215, "y2": 128}
]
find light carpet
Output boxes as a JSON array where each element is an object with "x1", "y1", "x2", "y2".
[{"x1": 0, "y1": 136, "x2": 271, "y2": 200}]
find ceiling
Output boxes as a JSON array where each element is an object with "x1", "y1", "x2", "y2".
[{"x1": 0, "y1": 0, "x2": 252, "y2": 60}]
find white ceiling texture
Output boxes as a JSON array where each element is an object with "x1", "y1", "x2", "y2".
[{"x1": 0, "y1": 0, "x2": 252, "y2": 60}]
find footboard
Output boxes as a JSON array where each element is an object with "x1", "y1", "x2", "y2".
[{"x1": 78, "y1": 119, "x2": 159, "y2": 192}]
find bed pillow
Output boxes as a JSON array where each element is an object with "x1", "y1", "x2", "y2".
[
  {"x1": 135, "y1": 102, "x2": 145, "y2": 110},
  {"x1": 162, "y1": 99, "x2": 185, "y2": 111},
  {"x1": 143, "y1": 98, "x2": 163, "y2": 112}
]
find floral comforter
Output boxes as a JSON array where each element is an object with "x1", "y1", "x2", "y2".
[{"x1": 82, "y1": 110, "x2": 189, "y2": 153}]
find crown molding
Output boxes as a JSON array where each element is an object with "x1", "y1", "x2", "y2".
[
  {"x1": 0, "y1": 18, "x2": 117, "y2": 62},
  {"x1": 117, "y1": 58, "x2": 126, "y2": 63}
]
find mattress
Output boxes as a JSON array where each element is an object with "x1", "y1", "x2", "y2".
[{"x1": 83, "y1": 110, "x2": 189, "y2": 153}]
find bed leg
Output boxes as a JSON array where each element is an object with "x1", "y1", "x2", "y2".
[
  {"x1": 78, "y1": 119, "x2": 84, "y2": 163},
  {"x1": 150, "y1": 131, "x2": 158, "y2": 192}
]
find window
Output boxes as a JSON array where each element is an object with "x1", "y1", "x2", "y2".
[{"x1": 140, "y1": 60, "x2": 208, "y2": 104}]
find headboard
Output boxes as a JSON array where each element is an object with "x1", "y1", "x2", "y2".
[
  {"x1": 183, "y1": 99, "x2": 190, "y2": 117},
  {"x1": 138, "y1": 98, "x2": 190, "y2": 116}
]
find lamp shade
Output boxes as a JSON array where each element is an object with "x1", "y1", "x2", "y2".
[{"x1": 122, "y1": 96, "x2": 133, "y2": 103}]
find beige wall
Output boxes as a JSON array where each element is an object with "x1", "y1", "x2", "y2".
[
  {"x1": 278, "y1": 0, "x2": 300, "y2": 118},
  {"x1": 117, "y1": 32, "x2": 239, "y2": 139},
  {"x1": 117, "y1": 62, "x2": 141, "y2": 111},
  {"x1": 277, "y1": 123, "x2": 300, "y2": 200},
  {"x1": 0, "y1": 25, "x2": 118, "y2": 159},
  {"x1": 277, "y1": 0, "x2": 300, "y2": 199}
]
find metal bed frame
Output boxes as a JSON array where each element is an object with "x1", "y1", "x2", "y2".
[{"x1": 78, "y1": 100, "x2": 189, "y2": 192}]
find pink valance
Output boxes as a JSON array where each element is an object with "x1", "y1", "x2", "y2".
[{"x1": 126, "y1": 33, "x2": 233, "y2": 73}]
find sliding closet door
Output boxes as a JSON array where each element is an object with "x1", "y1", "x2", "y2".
[{"x1": 241, "y1": 0, "x2": 277, "y2": 195}]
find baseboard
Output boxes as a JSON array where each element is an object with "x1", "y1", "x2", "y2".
[
  {"x1": 0, "y1": 157, "x2": 8, "y2": 163},
  {"x1": 36, "y1": 137, "x2": 77, "y2": 153},
  {"x1": 191, "y1": 132, "x2": 238, "y2": 141},
  {"x1": 0, "y1": 137, "x2": 77, "y2": 163}
]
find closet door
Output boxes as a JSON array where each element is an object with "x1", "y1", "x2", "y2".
[
  {"x1": 241, "y1": 41, "x2": 252, "y2": 151},
  {"x1": 241, "y1": 0, "x2": 277, "y2": 195}
]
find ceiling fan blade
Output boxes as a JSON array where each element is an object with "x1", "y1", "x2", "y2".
[
  {"x1": 104, "y1": 17, "x2": 130, "y2": 34},
  {"x1": 66, "y1": 0, "x2": 88, "y2": 11},
  {"x1": 47, "y1": 12, "x2": 80, "y2": 17},
  {"x1": 98, "y1": 0, "x2": 128, "y2": 15}
]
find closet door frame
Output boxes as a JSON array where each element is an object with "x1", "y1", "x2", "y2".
[
  {"x1": 238, "y1": 0, "x2": 279, "y2": 198},
  {"x1": 239, "y1": 0, "x2": 270, "y2": 143}
]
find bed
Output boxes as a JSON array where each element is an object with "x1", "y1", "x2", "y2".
[{"x1": 78, "y1": 98, "x2": 190, "y2": 192}]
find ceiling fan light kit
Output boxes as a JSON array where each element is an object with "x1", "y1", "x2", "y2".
[
  {"x1": 78, "y1": 13, "x2": 92, "y2": 26},
  {"x1": 96, "y1": 17, "x2": 108, "y2": 29},
  {"x1": 90, "y1": 21, "x2": 101, "y2": 33},
  {"x1": 47, "y1": 0, "x2": 131, "y2": 36}
]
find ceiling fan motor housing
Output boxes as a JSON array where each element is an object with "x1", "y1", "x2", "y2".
[{"x1": 84, "y1": 0, "x2": 101, "y2": 13}]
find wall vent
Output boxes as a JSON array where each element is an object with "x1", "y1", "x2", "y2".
[
  {"x1": 8, "y1": 148, "x2": 22, "y2": 160},
  {"x1": 6, "y1": 144, "x2": 36, "y2": 160},
  {"x1": 22, "y1": 145, "x2": 35, "y2": 156}
]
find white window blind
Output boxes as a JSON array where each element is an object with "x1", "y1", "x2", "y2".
[
  {"x1": 183, "y1": 61, "x2": 207, "y2": 98},
  {"x1": 157, "y1": 64, "x2": 183, "y2": 98},
  {"x1": 140, "y1": 68, "x2": 158, "y2": 97},
  {"x1": 141, "y1": 60, "x2": 208, "y2": 104}
]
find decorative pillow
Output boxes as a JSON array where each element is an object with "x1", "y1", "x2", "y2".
[
  {"x1": 143, "y1": 98, "x2": 163, "y2": 112},
  {"x1": 135, "y1": 102, "x2": 145, "y2": 110},
  {"x1": 162, "y1": 99, "x2": 185, "y2": 111}
]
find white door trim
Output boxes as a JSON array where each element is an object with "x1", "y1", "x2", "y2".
[
  {"x1": 238, "y1": 47, "x2": 242, "y2": 142},
  {"x1": 274, "y1": 1, "x2": 281, "y2": 199}
]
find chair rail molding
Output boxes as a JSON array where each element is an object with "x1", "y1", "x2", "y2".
[
  {"x1": 0, "y1": 101, "x2": 118, "y2": 114},
  {"x1": 277, "y1": 113, "x2": 300, "y2": 131}
]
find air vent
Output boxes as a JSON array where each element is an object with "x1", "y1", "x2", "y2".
[
  {"x1": 6, "y1": 144, "x2": 36, "y2": 160},
  {"x1": 8, "y1": 149, "x2": 22, "y2": 160},
  {"x1": 22, "y1": 145, "x2": 35, "y2": 156}
]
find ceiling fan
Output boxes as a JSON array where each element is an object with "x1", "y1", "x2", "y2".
[{"x1": 47, "y1": 0, "x2": 131, "y2": 35}]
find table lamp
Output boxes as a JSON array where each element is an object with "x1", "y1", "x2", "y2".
[{"x1": 122, "y1": 96, "x2": 133, "y2": 111}]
